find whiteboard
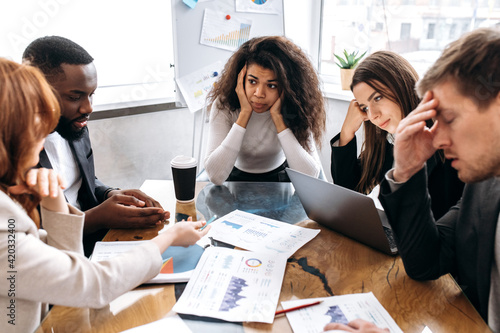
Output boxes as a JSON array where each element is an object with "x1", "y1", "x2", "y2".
[{"x1": 171, "y1": 0, "x2": 284, "y2": 107}]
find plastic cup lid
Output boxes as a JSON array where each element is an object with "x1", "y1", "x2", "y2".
[{"x1": 171, "y1": 155, "x2": 197, "y2": 169}]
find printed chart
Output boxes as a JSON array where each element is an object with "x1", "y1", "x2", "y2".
[
  {"x1": 197, "y1": 210, "x2": 320, "y2": 258},
  {"x1": 200, "y1": 8, "x2": 252, "y2": 51},
  {"x1": 173, "y1": 247, "x2": 287, "y2": 323},
  {"x1": 282, "y1": 293, "x2": 403, "y2": 333},
  {"x1": 176, "y1": 61, "x2": 223, "y2": 112}
]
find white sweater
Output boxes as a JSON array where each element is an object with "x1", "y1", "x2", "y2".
[
  {"x1": 204, "y1": 103, "x2": 321, "y2": 185},
  {"x1": 0, "y1": 191, "x2": 162, "y2": 333}
]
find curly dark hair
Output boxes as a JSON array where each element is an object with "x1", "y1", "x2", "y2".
[{"x1": 207, "y1": 36, "x2": 326, "y2": 151}]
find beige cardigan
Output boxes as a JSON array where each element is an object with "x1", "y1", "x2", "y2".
[{"x1": 0, "y1": 191, "x2": 162, "y2": 332}]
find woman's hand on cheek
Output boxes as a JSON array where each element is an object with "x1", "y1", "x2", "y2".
[
  {"x1": 270, "y1": 93, "x2": 283, "y2": 116},
  {"x1": 339, "y1": 99, "x2": 368, "y2": 146},
  {"x1": 235, "y1": 64, "x2": 252, "y2": 114},
  {"x1": 270, "y1": 94, "x2": 287, "y2": 133}
]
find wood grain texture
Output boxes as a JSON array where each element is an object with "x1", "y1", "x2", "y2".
[{"x1": 37, "y1": 182, "x2": 491, "y2": 333}]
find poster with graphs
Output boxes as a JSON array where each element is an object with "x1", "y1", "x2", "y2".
[{"x1": 200, "y1": 8, "x2": 252, "y2": 51}]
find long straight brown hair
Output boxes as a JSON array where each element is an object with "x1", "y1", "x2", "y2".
[
  {"x1": 0, "y1": 58, "x2": 60, "y2": 226},
  {"x1": 351, "y1": 51, "x2": 420, "y2": 193}
]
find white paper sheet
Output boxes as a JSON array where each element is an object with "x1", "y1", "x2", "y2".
[
  {"x1": 282, "y1": 292, "x2": 403, "y2": 333},
  {"x1": 173, "y1": 247, "x2": 287, "y2": 323},
  {"x1": 119, "y1": 314, "x2": 192, "y2": 333},
  {"x1": 197, "y1": 210, "x2": 320, "y2": 258},
  {"x1": 91, "y1": 241, "x2": 205, "y2": 283},
  {"x1": 200, "y1": 8, "x2": 252, "y2": 51},
  {"x1": 175, "y1": 61, "x2": 222, "y2": 112}
]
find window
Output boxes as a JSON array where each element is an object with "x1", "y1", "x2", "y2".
[
  {"x1": 0, "y1": 0, "x2": 175, "y2": 107},
  {"x1": 449, "y1": 23, "x2": 457, "y2": 40},
  {"x1": 427, "y1": 23, "x2": 436, "y2": 39},
  {"x1": 400, "y1": 23, "x2": 411, "y2": 40},
  {"x1": 320, "y1": 0, "x2": 500, "y2": 83}
]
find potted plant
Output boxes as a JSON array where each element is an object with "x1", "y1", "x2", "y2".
[{"x1": 334, "y1": 50, "x2": 367, "y2": 90}]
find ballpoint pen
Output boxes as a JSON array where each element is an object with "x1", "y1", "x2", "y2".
[
  {"x1": 275, "y1": 300, "x2": 323, "y2": 316},
  {"x1": 200, "y1": 215, "x2": 218, "y2": 231}
]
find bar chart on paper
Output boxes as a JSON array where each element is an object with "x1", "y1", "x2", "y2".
[{"x1": 200, "y1": 8, "x2": 252, "y2": 51}]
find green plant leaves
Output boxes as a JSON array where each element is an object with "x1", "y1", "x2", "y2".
[{"x1": 333, "y1": 50, "x2": 367, "y2": 69}]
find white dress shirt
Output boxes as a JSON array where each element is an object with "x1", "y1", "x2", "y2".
[{"x1": 43, "y1": 132, "x2": 82, "y2": 209}]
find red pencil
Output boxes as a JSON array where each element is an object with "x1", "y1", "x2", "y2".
[{"x1": 275, "y1": 300, "x2": 323, "y2": 315}]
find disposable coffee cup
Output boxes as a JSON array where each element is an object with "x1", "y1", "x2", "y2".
[{"x1": 171, "y1": 155, "x2": 197, "y2": 202}]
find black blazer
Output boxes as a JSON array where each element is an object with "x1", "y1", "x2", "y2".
[
  {"x1": 379, "y1": 168, "x2": 500, "y2": 322},
  {"x1": 330, "y1": 134, "x2": 464, "y2": 219},
  {"x1": 38, "y1": 128, "x2": 111, "y2": 256}
]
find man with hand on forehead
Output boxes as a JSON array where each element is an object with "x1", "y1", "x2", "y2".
[
  {"x1": 378, "y1": 27, "x2": 500, "y2": 331},
  {"x1": 23, "y1": 36, "x2": 170, "y2": 256}
]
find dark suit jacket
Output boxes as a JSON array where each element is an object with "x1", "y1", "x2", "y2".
[
  {"x1": 379, "y1": 167, "x2": 500, "y2": 322},
  {"x1": 330, "y1": 134, "x2": 464, "y2": 219},
  {"x1": 38, "y1": 128, "x2": 111, "y2": 256}
]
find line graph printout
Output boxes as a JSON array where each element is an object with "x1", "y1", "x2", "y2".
[
  {"x1": 200, "y1": 8, "x2": 252, "y2": 51},
  {"x1": 197, "y1": 210, "x2": 320, "y2": 258},
  {"x1": 282, "y1": 293, "x2": 403, "y2": 333},
  {"x1": 173, "y1": 247, "x2": 287, "y2": 323}
]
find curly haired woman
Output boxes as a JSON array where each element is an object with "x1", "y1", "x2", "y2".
[{"x1": 204, "y1": 36, "x2": 326, "y2": 185}]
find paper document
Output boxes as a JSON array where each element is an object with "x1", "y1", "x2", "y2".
[
  {"x1": 91, "y1": 241, "x2": 205, "y2": 283},
  {"x1": 173, "y1": 247, "x2": 287, "y2": 323},
  {"x1": 282, "y1": 292, "x2": 403, "y2": 333},
  {"x1": 197, "y1": 210, "x2": 320, "y2": 258},
  {"x1": 175, "y1": 61, "x2": 222, "y2": 112},
  {"x1": 200, "y1": 8, "x2": 252, "y2": 51}
]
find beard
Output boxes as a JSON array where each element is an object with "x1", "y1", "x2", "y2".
[{"x1": 55, "y1": 115, "x2": 88, "y2": 141}]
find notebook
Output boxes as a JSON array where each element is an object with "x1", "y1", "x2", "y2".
[{"x1": 286, "y1": 168, "x2": 398, "y2": 255}]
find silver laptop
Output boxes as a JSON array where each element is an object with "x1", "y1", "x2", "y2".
[{"x1": 286, "y1": 168, "x2": 398, "y2": 255}]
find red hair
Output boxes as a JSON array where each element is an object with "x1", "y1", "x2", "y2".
[{"x1": 0, "y1": 58, "x2": 60, "y2": 226}]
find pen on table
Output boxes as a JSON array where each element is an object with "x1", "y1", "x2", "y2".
[
  {"x1": 200, "y1": 215, "x2": 217, "y2": 231},
  {"x1": 275, "y1": 300, "x2": 323, "y2": 316}
]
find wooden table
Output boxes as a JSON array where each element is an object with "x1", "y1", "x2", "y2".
[{"x1": 36, "y1": 181, "x2": 491, "y2": 333}]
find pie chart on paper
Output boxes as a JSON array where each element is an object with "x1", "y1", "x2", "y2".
[{"x1": 252, "y1": 0, "x2": 267, "y2": 4}]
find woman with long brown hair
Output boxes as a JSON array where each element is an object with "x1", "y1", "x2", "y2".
[
  {"x1": 0, "y1": 58, "x2": 209, "y2": 333},
  {"x1": 330, "y1": 51, "x2": 463, "y2": 219},
  {"x1": 204, "y1": 36, "x2": 326, "y2": 185}
]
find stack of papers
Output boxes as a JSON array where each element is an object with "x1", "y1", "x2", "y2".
[
  {"x1": 172, "y1": 210, "x2": 319, "y2": 323},
  {"x1": 93, "y1": 210, "x2": 402, "y2": 329}
]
